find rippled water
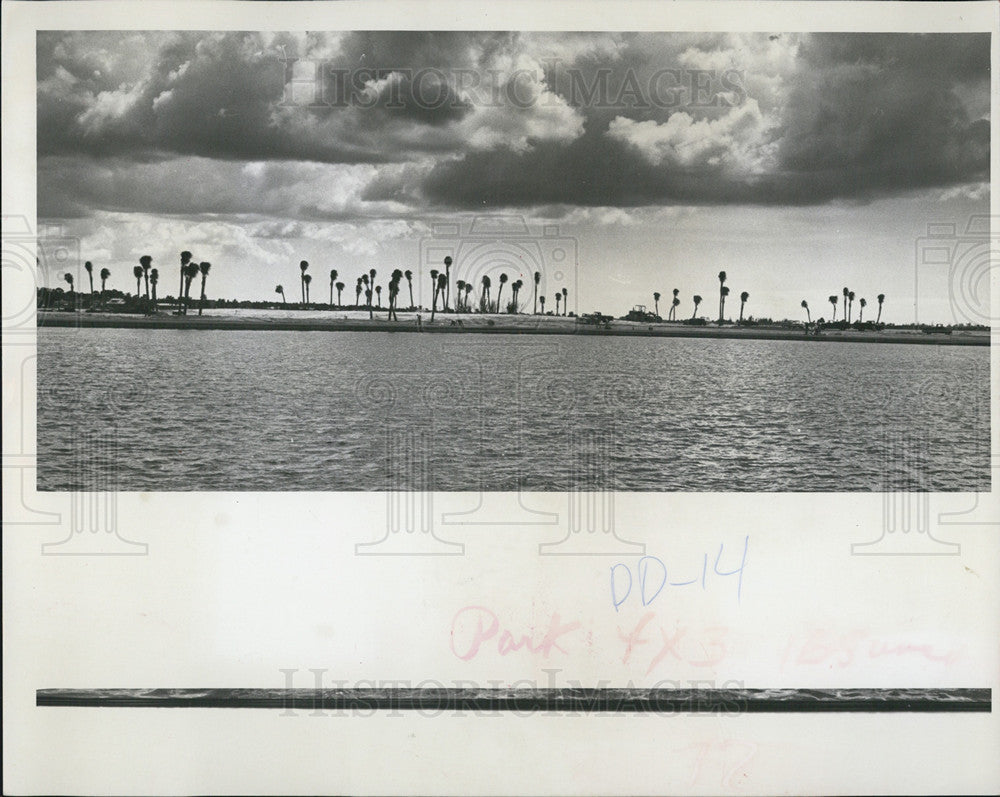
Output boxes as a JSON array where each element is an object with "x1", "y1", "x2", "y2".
[{"x1": 37, "y1": 329, "x2": 989, "y2": 491}]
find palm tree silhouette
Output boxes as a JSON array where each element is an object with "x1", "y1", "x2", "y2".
[
  {"x1": 299, "y1": 260, "x2": 309, "y2": 304},
  {"x1": 842, "y1": 286, "x2": 849, "y2": 323},
  {"x1": 717, "y1": 271, "x2": 727, "y2": 321},
  {"x1": 876, "y1": 293, "x2": 885, "y2": 324},
  {"x1": 140, "y1": 255, "x2": 152, "y2": 300},
  {"x1": 404, "y1": 269, "x2": 414, "y2": 309},
  {"x1": 179, "y1": 251, "x2": 192, "y2": 314},
  {"x1": 375, "y1": 284, "x2": 382, "y2": 308},
  {"x1": 540, "y1": 295, "x2": 546, "y2": 313},
  {"x1": 653, "y1": 291, "x2": 661, "y2": 317},
  {"x1": 464, "y1": 282, "x2": 472, "y2": 310},
  {"x1": 150, "y1": 268, "x2": 159, "y2": 312},
  {"x1": 198, "y1": 261, "x2": 211, "y2": 316},
  {"x1": 275, "y1": 284, "x2": 286, "y2": 305},
  {"x1": 456, "y1": 279, "x2": 466, "y2": 313},
  {"x1": 355, "y1": 278, "x2": 363, "y2": 306},
  {"x1": 555, "y1": 292, "x2": 561, "y2": 315},
  {"x1": 99, "y1": 267, "x2": 110, "y2": 307},
  {"x1": 443, "y1": 256, "x2": 452, "y2": 311},
  {"x1": 132, "y1": 265, "x2": 143, "y2": 298},
  {"x1": 387, "y1": 274, "x2": 399, "y2": 321},
  {"x1": 64, "y1": 273, "x2": 74, "y2": 307},
  {"x1": 183, "y1": 262, "x2": 201, "y2": 311},
  {"x1": 858, "y1": 297, "x2": 867, "y2": 322},
  {"x1": 801, "y1": 299, "x2": 811, "y2": 324},
  {"x1": 480, "y1": 275, "x2": 491, "y2": 311},
  {"x1": 335, "y1": 281, "x2": 345, "y2": 306},
  {"x1": 511, "y1": 279, "x2": 523, "y2": 313},
  {"x1": 848, "y1": 290, "x2": 855, "y2": 323},
  {"x1": 829, "y1": 295, "x2": 838, "y2": 321},
  {"x1": 496, "y1": 273, "x2": 508, "y2": 313},
  {"x1": 670, "y1": 288, "x2": 679, "y2": 319},
  {"x1": 533, "y1": 271, "x2": 541, "y2": 314},
  {"x1": 368, "y1": 269, "x2": 377, "y2": 316},
  {"x1": 429, "y1": 269, "x2": 439, "y2": 311},
  {"x1": 84, "y1": 261, "x2": 94, "y2": 301},
  {"x1": 561, "y1": 287, "x2": 568, "y2": 316},
  {"x1": 691, "y1": 294, "x2": 702, "y2": 319},
  {"x1": 719, "y1": 285, "x2": 730, "y2": 322},
  {"x1": 303, "y1": 273, "x2": 313, "y2": 305},
  {"x1": 739, "y1": 291, "x2": 749, "y2": 323},
  {"x1": 431, "y1": 273, "x2": 447, "y2": 321},
  {"x1": 329, "y1": 269, "x2": 338, "y2": 306}
]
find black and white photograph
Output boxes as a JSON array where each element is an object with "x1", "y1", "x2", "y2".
[
  {"x1": 3, "y1": 1, "x2": 999, "y2": 795},
  {"x1": 31, "y1": 26, "x2": 991, "y2": 492}
]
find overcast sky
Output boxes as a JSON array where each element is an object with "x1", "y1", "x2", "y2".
[{"x1": 38, "y1": 31, "x2": 990, "y2": 322}]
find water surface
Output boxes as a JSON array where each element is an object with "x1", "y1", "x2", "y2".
[{"x1": 37, "y1": 329, "x2": 990, "y2": 491}]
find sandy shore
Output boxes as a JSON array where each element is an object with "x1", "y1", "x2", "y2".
[{"x1": 37, "y1": 309, "x2": 989, "y2": 346}]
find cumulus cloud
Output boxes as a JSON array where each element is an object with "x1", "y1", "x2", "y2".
[{"x1": 38, "y1": 30, "x2": 990, "y2": 221}]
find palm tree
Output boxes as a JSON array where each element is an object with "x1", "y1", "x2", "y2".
[
  {"x1": 801, "y1": 299, "x2": 811, "y2": 324},
  {"x1": 858, "y1": 297, "x2": 867, "y2": 323},
  {"x1": 355, "y1": 278, "x2": 363, "y2": 306},
  {"x1": 64, "y1": 273, "x2": 74, "y2": 306},
  {"x1": 140, "y1": 255, "x2": 152, "y2": 300},
  {"x1": 429, "y1": 269, "x2": 439, "y2": 311},
  {"x1": 133, "y1": 265, "x2": 143, "y2": 298},
  {"x1": 691, "y1": 294, "x2": 702, "y2": 319},
  {"x1": 533, "y1": 271, "x2": 541, "y2": 314},
  {"x1": 510, "y1": 279, "x2": 523, "y2": 313},
  {"x1": 842, "y1": 287, "x2": 849, "y2": 323},
  {"x1": 179, "y1": 251, "x2": 192, "y2": 314},
  {"x1": 456, "y1": 279, "x2": 466, "y2": 313},
  {"x1": 375, "y1": 284, "x2": 382, "y2": 308},
  {"x1": 848, "y1": 290, "x2": 855, "y2": 323},
  {"x1": 336, "y1": 281, "x2": 345, "y2": 305},
  {"x1": 443, "y1": 256, "x2": 452, "y2": 311},
  {"x1": 719, "y1": 286, "x2": 730, "y2": 322},
  {"x1": 404, "y1": 269, "x2": 414, "y2": 309},
  {"x1": 431, "y1": 273, "x2": 447, "y2": 321},
  {"x1": 739, "y1": 291, "x2": 749, "y2": 323},
  {"x1": 275, "y1": 284, "x2": 286, "y2": 305},
  {"x1": 496, "y1": 273, "x2": 508, "y2": 312},
  {"x1": 653, "y1": 291, "x2": 661, "y2": 318},
  {"x1": 480, "y1": 275, "x2": 491, "y2": 311},
  {"x1": 561, "y1": 287, "x2": 568, "y2": 316},
  {"x1": 828, "y1": 295, "x2": 838, "y2": 321},
  {"x1": 670, "y1": 288, "x2": 679, "y2": 320},
  {"x1": 717, "y1": 270, "x2": 727, "y2": 321},
  {"x1": 99, "y1": 267, "x2": 110, "y2": 307},
  {"x1": 554, "y1": 293, "x2": 561, "y2": 315},
  {"x1": 299, "y1": 260, "x2": 309, "y2": 304},
  {"x1": 184, "y1": 262, "x2": 201, "y2": 311},
  {"x1": 387, "y1": 275, "x2": 399, "y2": 321},
  {"x1": 464, "y1": 282, "x2": 472, "y2": 310},
  {"x1": 84, "y1": 260, "x2": 94, "y2": 301},
  {"x1": 329, "y1": 269, "x2": 338, "y2": 306},
  {"x1": 303, "y1": 273, "x2": 313, "y2": 305},
  {"x1": 876, "y1": 293, "x2": 885, "y2": 324},
  {"x1": 540, "y1": 295, "x2": 546, "y2": 313},
  {"x1": 150, "y1": 268, "x2": 159, "y2": 312},
  {"x1": 368, "y1": 269, "x2": 377, "y2": 315},
  {"x1": 198, "y1": 261, "x2": 211, "y2": 316}
]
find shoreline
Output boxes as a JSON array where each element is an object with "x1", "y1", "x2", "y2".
[{"x1": 36, "y1": 311, "x2": 989, "y2": 346}]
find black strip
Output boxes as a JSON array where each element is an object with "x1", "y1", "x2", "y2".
[{"x1": 36, "y1": 688, "x2": 991, "y2": 713}]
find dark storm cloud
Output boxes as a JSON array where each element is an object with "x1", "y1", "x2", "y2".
[{"x1": 38, "y1": 31, "x2": 990, "y2": 216}]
